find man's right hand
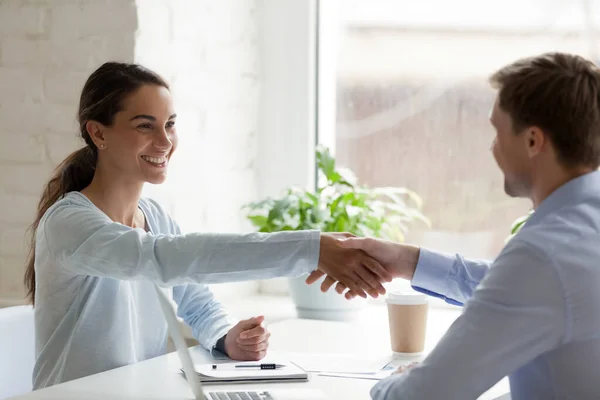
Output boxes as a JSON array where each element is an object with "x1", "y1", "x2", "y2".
[
  {"x1": 310, "y1": 233, "x2": 394, "y2": 299},
  {"x1": 307, "y1": 236, "x2": 420, "y2": 299}
]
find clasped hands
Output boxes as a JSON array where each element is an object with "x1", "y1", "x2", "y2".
[{"x1": 307, "y1": 233, "x2": 419, "y2": 299}]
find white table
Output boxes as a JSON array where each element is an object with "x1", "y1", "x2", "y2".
[{"x1": 10, "y1": 302, "x2": 509, "y2": 400}]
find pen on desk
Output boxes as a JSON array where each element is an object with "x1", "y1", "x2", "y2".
[{"x1": 211, "y1": 363, "x2": 286, "y2": 370}]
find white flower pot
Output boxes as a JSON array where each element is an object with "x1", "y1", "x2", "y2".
[{"x1": 288, "y1": 275, "x2": 366, "y2": 321}]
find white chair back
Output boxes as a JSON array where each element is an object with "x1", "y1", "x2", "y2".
[{"x1": 0, "y1": 305, "x2": 35, "y2": 399}]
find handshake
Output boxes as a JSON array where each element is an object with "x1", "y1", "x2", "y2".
[{"x1": 308, "y1": 233, "x2": 421, "y2": 299}]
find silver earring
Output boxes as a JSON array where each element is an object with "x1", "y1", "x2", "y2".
[{"x1": 99, "y1": 144, "x2": 105, "y2": 149}]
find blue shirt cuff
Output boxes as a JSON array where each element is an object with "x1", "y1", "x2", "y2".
[{"x1": 411, "y1": 248, "x2": 463, "y2": 306}]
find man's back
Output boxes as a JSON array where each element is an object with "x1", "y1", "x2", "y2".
[{"x1": 511, "y1": 181, "x2": 600, "y2": 398}]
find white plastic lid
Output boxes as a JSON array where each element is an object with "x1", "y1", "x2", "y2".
[{"x1": 386, "y1": 290, "x2": 428, "y2": 305}]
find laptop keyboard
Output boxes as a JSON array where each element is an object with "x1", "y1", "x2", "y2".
[{"x1": 207, "y1": 391, "x2": 273, "y2": 400}]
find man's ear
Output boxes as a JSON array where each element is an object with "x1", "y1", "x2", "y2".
[
  {"x1": 86, "y1": 121, "x2": 107, "y2": 149},
  {"x1": 525, "y1": 126, "x2": 545, "y2": 158}
]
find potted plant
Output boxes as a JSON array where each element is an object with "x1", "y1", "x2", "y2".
[{"x1": 243, "y1": 146, "x2": 429, "y2": 320}]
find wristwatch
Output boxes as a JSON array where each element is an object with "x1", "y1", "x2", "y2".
[{"x1": 215, "y1": 334, "x2": 227, "y2": 355}]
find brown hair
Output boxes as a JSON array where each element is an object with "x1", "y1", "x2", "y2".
[
  {"x1": 25, "y1": 62, "x2": 169, "y2": 305},
  {"x1": 489, "y1": 52, "x2": 600, "y2": 168}
]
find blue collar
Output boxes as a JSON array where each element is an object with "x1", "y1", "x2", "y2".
[{"x1": 525, "y1": 171, "x2": 600, "y2": 228}]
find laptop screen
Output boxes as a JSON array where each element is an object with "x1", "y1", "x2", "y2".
[{"x1": 153, "y1": 283, "x2": 206, "y2": 400}]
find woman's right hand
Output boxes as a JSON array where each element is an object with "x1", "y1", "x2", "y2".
[{"x1": 307, "y1": 233, "x2": 394, "y2": 299}]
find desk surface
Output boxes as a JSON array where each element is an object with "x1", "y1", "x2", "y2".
[{"x1": 11, "y1": 304, "x2": 509, "y2": 400}]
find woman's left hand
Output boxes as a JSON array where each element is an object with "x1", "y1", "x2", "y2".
[{"x1": 224, "y1": 315, "x2": 270, "y2": 361}]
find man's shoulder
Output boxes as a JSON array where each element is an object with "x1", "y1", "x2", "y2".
[
  {"x1": 518, "y1": 198, "x2": 600, "y2": 250},
  {"x1": 508, "y1": 200, "x2": 600, "y2": 291}
]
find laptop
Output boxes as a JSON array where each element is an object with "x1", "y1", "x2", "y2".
[{"x1": 153, "y1": 284, "x2": 327, "y2": 400}]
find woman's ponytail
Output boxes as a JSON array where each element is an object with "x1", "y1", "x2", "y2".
[{"x1": 24, "y1": 146, "x2": 97, "y2": 304}]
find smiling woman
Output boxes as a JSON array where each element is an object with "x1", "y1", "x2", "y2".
[
  {"x1": 21, "y1": 62, "x2": 391, "y2": 391},
  {"x1": 82, "y1": 84, "x2": 178, "y2": 190},
  {"x1": 131, "y1": 112, "x2": 177, "y2": 169},
  {"x1": 25, "y1": 62, "x2": 172, "y2": 271}
]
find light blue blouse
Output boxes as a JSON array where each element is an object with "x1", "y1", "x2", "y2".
[{"x1": 32, "y1": 192, "x2": 320, "y2": 389}]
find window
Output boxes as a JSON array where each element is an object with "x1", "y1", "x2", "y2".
[{"x1": 318, "y1": 0, "x2": 600, "y2": 265}]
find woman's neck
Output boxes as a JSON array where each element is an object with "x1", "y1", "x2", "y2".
[{"x1": 81, "y1": 168, "x2": 145, "y2": 228}]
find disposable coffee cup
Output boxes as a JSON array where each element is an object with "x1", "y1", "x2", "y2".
[{"x1": 386, "y1": 291, "x2": 429, "y2": 356}]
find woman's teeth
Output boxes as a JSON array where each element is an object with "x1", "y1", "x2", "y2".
[{"x1": 141, "y1": 155, "x2": 167, "y2": 165}]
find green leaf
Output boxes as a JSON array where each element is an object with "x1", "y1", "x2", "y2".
[
  {"x1": 247, "y1": 215, "x2": 268, "y2": 227},
  {"x1": 316, "y1": 146, "x2": 336, "y2": 181},
  {"x1": 329, "y1": 192, "x2": 352, "y2": 214},
  {"x1": 243, "y1": 197, "x2": 275, "y2": 210},
  {"x1": 329, "y1": 171, "x2": 343, "y2": 184},
  {"x1": 334, "y1": 213, "x2": 350, "y2": 232},
  {"x1": 305, "y1": 192, "x2": 319, "y2": 204},
  {"x1": 267, "y1": 197, "x2": 293, "y2": 221},
  {"x1": 337, "y1": 180, "x2": 355, "y2": 188},
  {"x1": 362, "y1": 215, "x2": 383, "y2": 231},
  {"x1": 510, "y1": 211, "x2": 533, "y2": 235}
]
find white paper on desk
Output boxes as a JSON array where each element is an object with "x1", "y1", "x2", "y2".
[
  {"x1": 318, "y1": 370, "x2": 394, "y2": 381},
  {"x1": 190, "y1": 361, "x2": 308, "y2": 383},
  {"x1": 285, "y1": 353, "x2": 392, "y2": 374}
]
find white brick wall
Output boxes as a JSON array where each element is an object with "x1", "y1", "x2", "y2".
[
  {"x1": 0, "y1": 3, "x2": 46, "y2": 36},
  {"x1": 0, "y1": 0, "x2": 261, "y2": 305},
  {"x1": 0, "y1": 67, "x2": 44, "y2": 102},
  {"x1": 0, "y1": 0, "x2": 137, "y2": 305}
]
